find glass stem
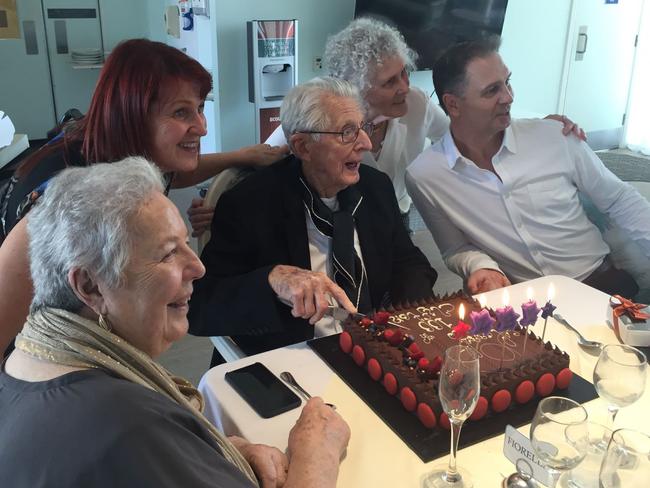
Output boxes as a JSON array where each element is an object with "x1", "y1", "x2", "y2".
[
  {"x1": 608, "y1": 404, "x2": 619, "y2": 427},
  {"x1": 446, "y1": 419, "x2": 464, "y2": 483}
]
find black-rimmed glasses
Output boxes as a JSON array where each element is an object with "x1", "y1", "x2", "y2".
[{"x1": 296, "y1": 121, "x2": 374, "y2": 144}]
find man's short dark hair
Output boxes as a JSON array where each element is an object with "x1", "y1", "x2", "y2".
[{"x1": 432, "y1": 36, "x2": 502, "y2": 115}]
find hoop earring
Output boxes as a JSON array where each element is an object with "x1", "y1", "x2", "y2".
[{"x1": 98, "y1": 314, "x2": 112, "y2": 332}]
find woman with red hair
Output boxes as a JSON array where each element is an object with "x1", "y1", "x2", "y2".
[{"x1": 0, "y1": 38, "x2": 285, "y2": 355}]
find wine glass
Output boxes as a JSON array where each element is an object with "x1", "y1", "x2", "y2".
[
  {"x1": 422, "y1": 345, "x2": 480, "y2": 488},
  {"x1": 564, "y1": 421, "x2": 612, "y2": 488},
  {"x1": 599, "y1": 428, "x2": 650, "y2": 487},
  {"x1": 530, "y1": 396, "x2": 589, "y2": 486},
  {"x1": 593, "y1": 344, "x2": 647, "y2": 428}
]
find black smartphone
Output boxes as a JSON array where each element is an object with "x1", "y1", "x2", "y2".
[{"x1": 225, "y1": 362, "x2": 301, "y2": 418}]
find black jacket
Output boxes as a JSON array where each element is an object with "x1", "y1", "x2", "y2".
[{"x1": 188, "y1": 156, "x2": 437, "y2": 355}]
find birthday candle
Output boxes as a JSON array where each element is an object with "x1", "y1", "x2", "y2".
[
  {"x1": 495, "y1": 289, "x2": 520, "y2": 370},
  {"x1": 540, "y1": 283, "x2": 557, "y2": 342},
  {"x1": 452, "y1": 303, "x2": 471, "y2": 340},
  {"x1": 520, "y1": 287, "x2": 540, "y2": 356}
]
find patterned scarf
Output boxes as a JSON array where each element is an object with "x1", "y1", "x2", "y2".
[
  {"x1": 15, "y1": 308, "x2": 258, "y2": 486},
  {"x1": 299, "y1": 175, "x2": 371, "y2": 312}
]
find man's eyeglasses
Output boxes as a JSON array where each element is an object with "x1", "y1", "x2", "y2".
[{"x1": 296, "y1": 122, "x2": 374, "y2": 144}]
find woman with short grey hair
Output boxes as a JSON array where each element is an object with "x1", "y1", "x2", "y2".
[{"x1": 0, "y1": 157, "x2": 350, "y2": 487}]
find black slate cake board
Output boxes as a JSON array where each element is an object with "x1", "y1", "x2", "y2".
[{"x1": 309, "y1": 334, "x2": 598, "y2": 463}]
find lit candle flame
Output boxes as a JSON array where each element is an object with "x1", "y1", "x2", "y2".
[
  {"x1": 479, "y1": 294, "x2": 487, "y2": 308},
  {"x1": 527, "y1": 287, "x2": 534, "y2": 301},
  {"x1": 458, "y1": 303, "x2": 465, "y2": 321},
  {"x1": 547, "y1": 283, "x2": 555, "y2": 301},
  {"x1": 502, "y1": 288, "x2": 510, "y2": 307}
]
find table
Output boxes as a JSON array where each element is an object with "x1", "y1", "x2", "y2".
[{"x1": 198, "y1": 275, "x2": 650, "y2": 487}]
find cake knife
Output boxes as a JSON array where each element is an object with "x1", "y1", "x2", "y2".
[
  {"x1": 277, "y1": 297, "x2": 410, "y2": 329},
  {"x1": 324, "y1": 305, "x2": 410, "y2": 330}
]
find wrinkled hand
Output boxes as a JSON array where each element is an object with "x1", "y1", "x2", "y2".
[
  {"x1": 268, "y1": 265, "x2": 356, "y2": 324},
  {"x1": 229, "y1": 436, "x2": 289, "y2": 488},
  {"x1": 186, "y1": 197, "x2": 215, "y2": 238},
  {"x1": 242, "y1": 143, "x2": 290, "y2": 167},
  {"x1": 545, "y1": 114, "x2": 587, "y2": 141},
  {"x1": 467, "y1": 268, "x2": 511, "y2": 294},
  {"x1": 287, "y1": 398, "x2": 350, "y2": 462}
]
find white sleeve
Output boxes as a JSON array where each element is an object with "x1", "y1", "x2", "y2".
[
  {"x1": 264, "y1": 125, "x2": 288, "y2": 146},
  {"x1": 569, "y1": 139, "x2": 650, "y2": 258},
  {"x1": 405, "y1": 169, "x2": 502, "y2": 278}
]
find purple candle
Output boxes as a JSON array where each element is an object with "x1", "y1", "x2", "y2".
[
  {"x1": 541, "y1": 301, "x2": 556, "y2": 319},
  {"x1": 520, "y1": 288, "x2": 540, "y2": 355},
  {"x1": 495, "y1": 306, "x2": 520, "y2": 332},
  {"x1": 469, "y1": 309, "x2": 495, "y2": 335},
  {"x1": 521, "y1": 300, "x2": 541, "y2": 327}
]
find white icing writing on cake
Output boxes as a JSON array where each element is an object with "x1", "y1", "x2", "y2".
[{"x1": 391, "y1": 303, "x2": 455, "y2": 333}]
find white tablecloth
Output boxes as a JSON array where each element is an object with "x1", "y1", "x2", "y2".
[{"x1": 198, "y1": 275, "x2": 650, "y2": 487}]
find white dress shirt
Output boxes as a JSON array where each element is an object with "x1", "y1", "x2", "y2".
[
  {"x1": 405, "y1": 118, "x2": 650, "y2": 283},
  {"x1": 305, "y1": 196, "x2": 363, "y2": 338},
  {"x1": 265, "y1": 87, "x2": 449, "y2": 213}
]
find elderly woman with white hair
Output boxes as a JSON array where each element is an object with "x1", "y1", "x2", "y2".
[
  {"x1": 265, "y1": 18, "x2": 584, "y2": 230},
  {"x1": 0, "y1": 158, "x2": 349, "y2": 487}
]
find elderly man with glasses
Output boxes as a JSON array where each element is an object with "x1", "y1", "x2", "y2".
[{"x1": 189, "y1": 77, "x2": 437, "y2": 362}]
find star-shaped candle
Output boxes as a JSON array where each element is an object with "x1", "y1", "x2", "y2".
[
  {"x1": 520, "y1": 287, "x2": 540, "y2": 356},
  {"x1": 495, "y1": 289, "x2": 520, "y2": 332},
  {"x1": 520, "y1": 288, "x2": 541, "y2": 326},
  {"x1": 453, "y1": 303, "x2": 472, "y2": 340},
  {"x1": 470, "y1": 295, "x2": 495, "y2": 336},
  {"x1": 540, "y1": 283, "x2": 556, "y2": 342},
  {"x1": 495, "y1": 289, "x2": 519, "y2": 370}
]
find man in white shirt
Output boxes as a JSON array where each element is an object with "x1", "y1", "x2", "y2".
[{"x1": 406, "y1": 37, "x2": 649, "y2": 296}]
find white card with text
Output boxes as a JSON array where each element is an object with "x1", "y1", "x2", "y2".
[{"x1": 503, "y1": 424, "x2": 553, "y2": 487}]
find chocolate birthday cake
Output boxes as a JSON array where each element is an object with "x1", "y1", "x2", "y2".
[{"x1": 339, "y1": 292, "x2": 571, "y2": 429}]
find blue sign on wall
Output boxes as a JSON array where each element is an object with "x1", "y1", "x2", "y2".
[{"x1": 605, "y1": 0, "x2": 619, "y2": 4}]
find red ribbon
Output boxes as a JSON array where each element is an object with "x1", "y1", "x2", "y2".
[{"x1": 610, "y1": 294, "x2": 650, "y2": 342}]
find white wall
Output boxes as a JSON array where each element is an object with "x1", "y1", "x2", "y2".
[
  {"x1": 500, "y1": 0, "x2": 572, "y2": 118},
  {"x1": 213, "y1": 0, "x2": 354, "y2": 151},
  {"x1": 99, "y1": 0, "x2": 150, "y2": 52}
]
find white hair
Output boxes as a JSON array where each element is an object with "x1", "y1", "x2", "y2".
[
  {"x1": 324, "y1": 17, "x2": 417, "y2": 95},
  {"x1": 280, "y1": 76, "x2": 363, "y2": 144},
  {"x1": 28, "y1": 157, "x2": 165, "y2": 312}
]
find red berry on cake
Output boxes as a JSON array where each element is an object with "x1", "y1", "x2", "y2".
[
  {"x1": 385, "y1": 329, "x2": 404, "y2": 346},
  {"x1": 417, "y1": 358, "x2": 430, "y2": 369},
  {"x1": 359, "y1": 317, "x2": 373, "y2": 328},
  {"x1": 373, "y1": 311, "x2": 391, "y2": 325},
  {"x1": 407, "y1": 343, "x2": 424, "y2": 361}
]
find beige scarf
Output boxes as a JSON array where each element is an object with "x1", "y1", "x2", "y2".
[{"x1": 15, "y1": 307, "x2": 258, "y2": 486}]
